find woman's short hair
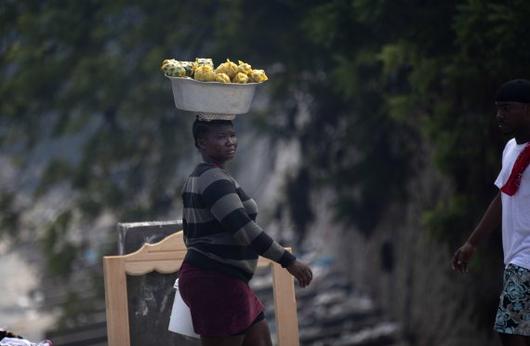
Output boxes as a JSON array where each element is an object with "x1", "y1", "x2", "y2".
[{"x1": 192, "y1": 118, "x2": 233, "y2": 148}]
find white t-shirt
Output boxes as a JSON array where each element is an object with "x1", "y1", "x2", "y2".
[{"x1": 494, "y1": 138, "x2": 530, "y2": 269}]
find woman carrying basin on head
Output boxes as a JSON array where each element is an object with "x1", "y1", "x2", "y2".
[{"x1": 178, "y1": 116, "x2": 313, "y2": 346}]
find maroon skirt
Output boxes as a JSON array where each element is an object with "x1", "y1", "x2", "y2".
[{"x1": 178, "y1": 262, "x2": 264, "y2": 336}]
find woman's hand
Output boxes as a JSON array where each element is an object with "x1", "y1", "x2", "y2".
[
  {"x1": 286, "y1": 260, "x2": 313, "y2": 287},
  {"x1": 451, "y1": 242, "x2": 477, "y2": 273}
]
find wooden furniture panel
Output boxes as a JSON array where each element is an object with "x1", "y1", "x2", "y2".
[{"x1": 103, "y1": 231, "x2": 300, "y2": 345}]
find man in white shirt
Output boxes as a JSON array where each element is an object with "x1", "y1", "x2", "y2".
[{"x1": 452, "y1": 79, "x2": 530, "y2": 346}]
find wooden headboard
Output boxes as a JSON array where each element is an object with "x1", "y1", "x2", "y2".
[{"x1": 103, "y1": 231, "x2": 300, "y2": 345}]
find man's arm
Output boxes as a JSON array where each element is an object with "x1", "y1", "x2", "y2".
[{"x1": 451, "y1": 191, "x2": 502, "y2": 272}]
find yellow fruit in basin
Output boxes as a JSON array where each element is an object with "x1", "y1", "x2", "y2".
[
  {"x1": 215, "y1": 73, "x2": 231, "y2": 84},
  {"x1": 237, "y1": 60, "x2": 252, "y2": 76},
  {"x1": 194, "y1": 65, "x2": 216, "y2": 82},
  {"x1": 249, "y1": 69, "x2": 268, "y2": 83},
  {"x1": 215, "y1": 59, "x2": 238, "y2": 79},
  {"x1": 232, "y1": 72, "x2": 249, "y2": 84}
]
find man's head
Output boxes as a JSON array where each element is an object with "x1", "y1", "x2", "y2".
[
  {"x1": 495, "y1": 79, "x2": 530, "y2": 104},
  {"x1": 495, "y1": 79, "x2": 530, "y2": 136}
]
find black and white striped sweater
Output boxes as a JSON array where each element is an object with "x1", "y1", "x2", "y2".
[{"x1": 181, "y1": 162, "x2": 296, "y2": 282}]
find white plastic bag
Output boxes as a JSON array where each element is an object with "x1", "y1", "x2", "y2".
[
  {"x1": 168, "y1": 278, "x2": 199, "y2": 338},
  {"x1": 0, "y1": 337, "x2": 52, "y2": 346}
]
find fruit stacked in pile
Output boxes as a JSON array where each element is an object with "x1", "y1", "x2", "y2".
[{"x1": 161, "y1": 58, "x2": 268, "y2": 84}]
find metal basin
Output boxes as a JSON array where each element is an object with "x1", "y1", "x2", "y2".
[{"x1": 167, "y1": 75, "x2": 260, "y2": 115}]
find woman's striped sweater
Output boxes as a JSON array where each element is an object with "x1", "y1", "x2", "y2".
[{"x1": 181, "y1": 162, "x2": 296, "y2": 282}]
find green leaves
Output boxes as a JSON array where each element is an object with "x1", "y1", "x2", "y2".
[
  {"x1": 455, "y1": 0, "x2": 530, "y2": 73},
  {"x1": 41, "y1": 211, "x2": 78, "y2": 277}
]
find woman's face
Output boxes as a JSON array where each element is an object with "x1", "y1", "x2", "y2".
[{"x1": 199, "y1": 124, "x2": 237, "y2": 164}]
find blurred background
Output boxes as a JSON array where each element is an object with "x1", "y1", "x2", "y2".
[{"x1": 1, "y1": 0, "x2": 530, "y2": 345}]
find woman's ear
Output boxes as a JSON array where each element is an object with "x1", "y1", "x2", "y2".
[{"x1": 197, "y1": 137, "x2": 206, "y2": 151}]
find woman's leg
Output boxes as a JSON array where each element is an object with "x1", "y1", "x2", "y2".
[
  {"x1": 499, "y1": 333, "x2": 530, "y2": 346},
  {"x1": 241, "y1": 319, "x2": 273, "y2": 346},
  {"x1": 200, "y1": 335, "x2": 244, "y2": 346}
]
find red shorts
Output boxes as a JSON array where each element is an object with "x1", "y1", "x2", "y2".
[{"x1": 178, "y1": 262, "x2": 264, "y2": 336}]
